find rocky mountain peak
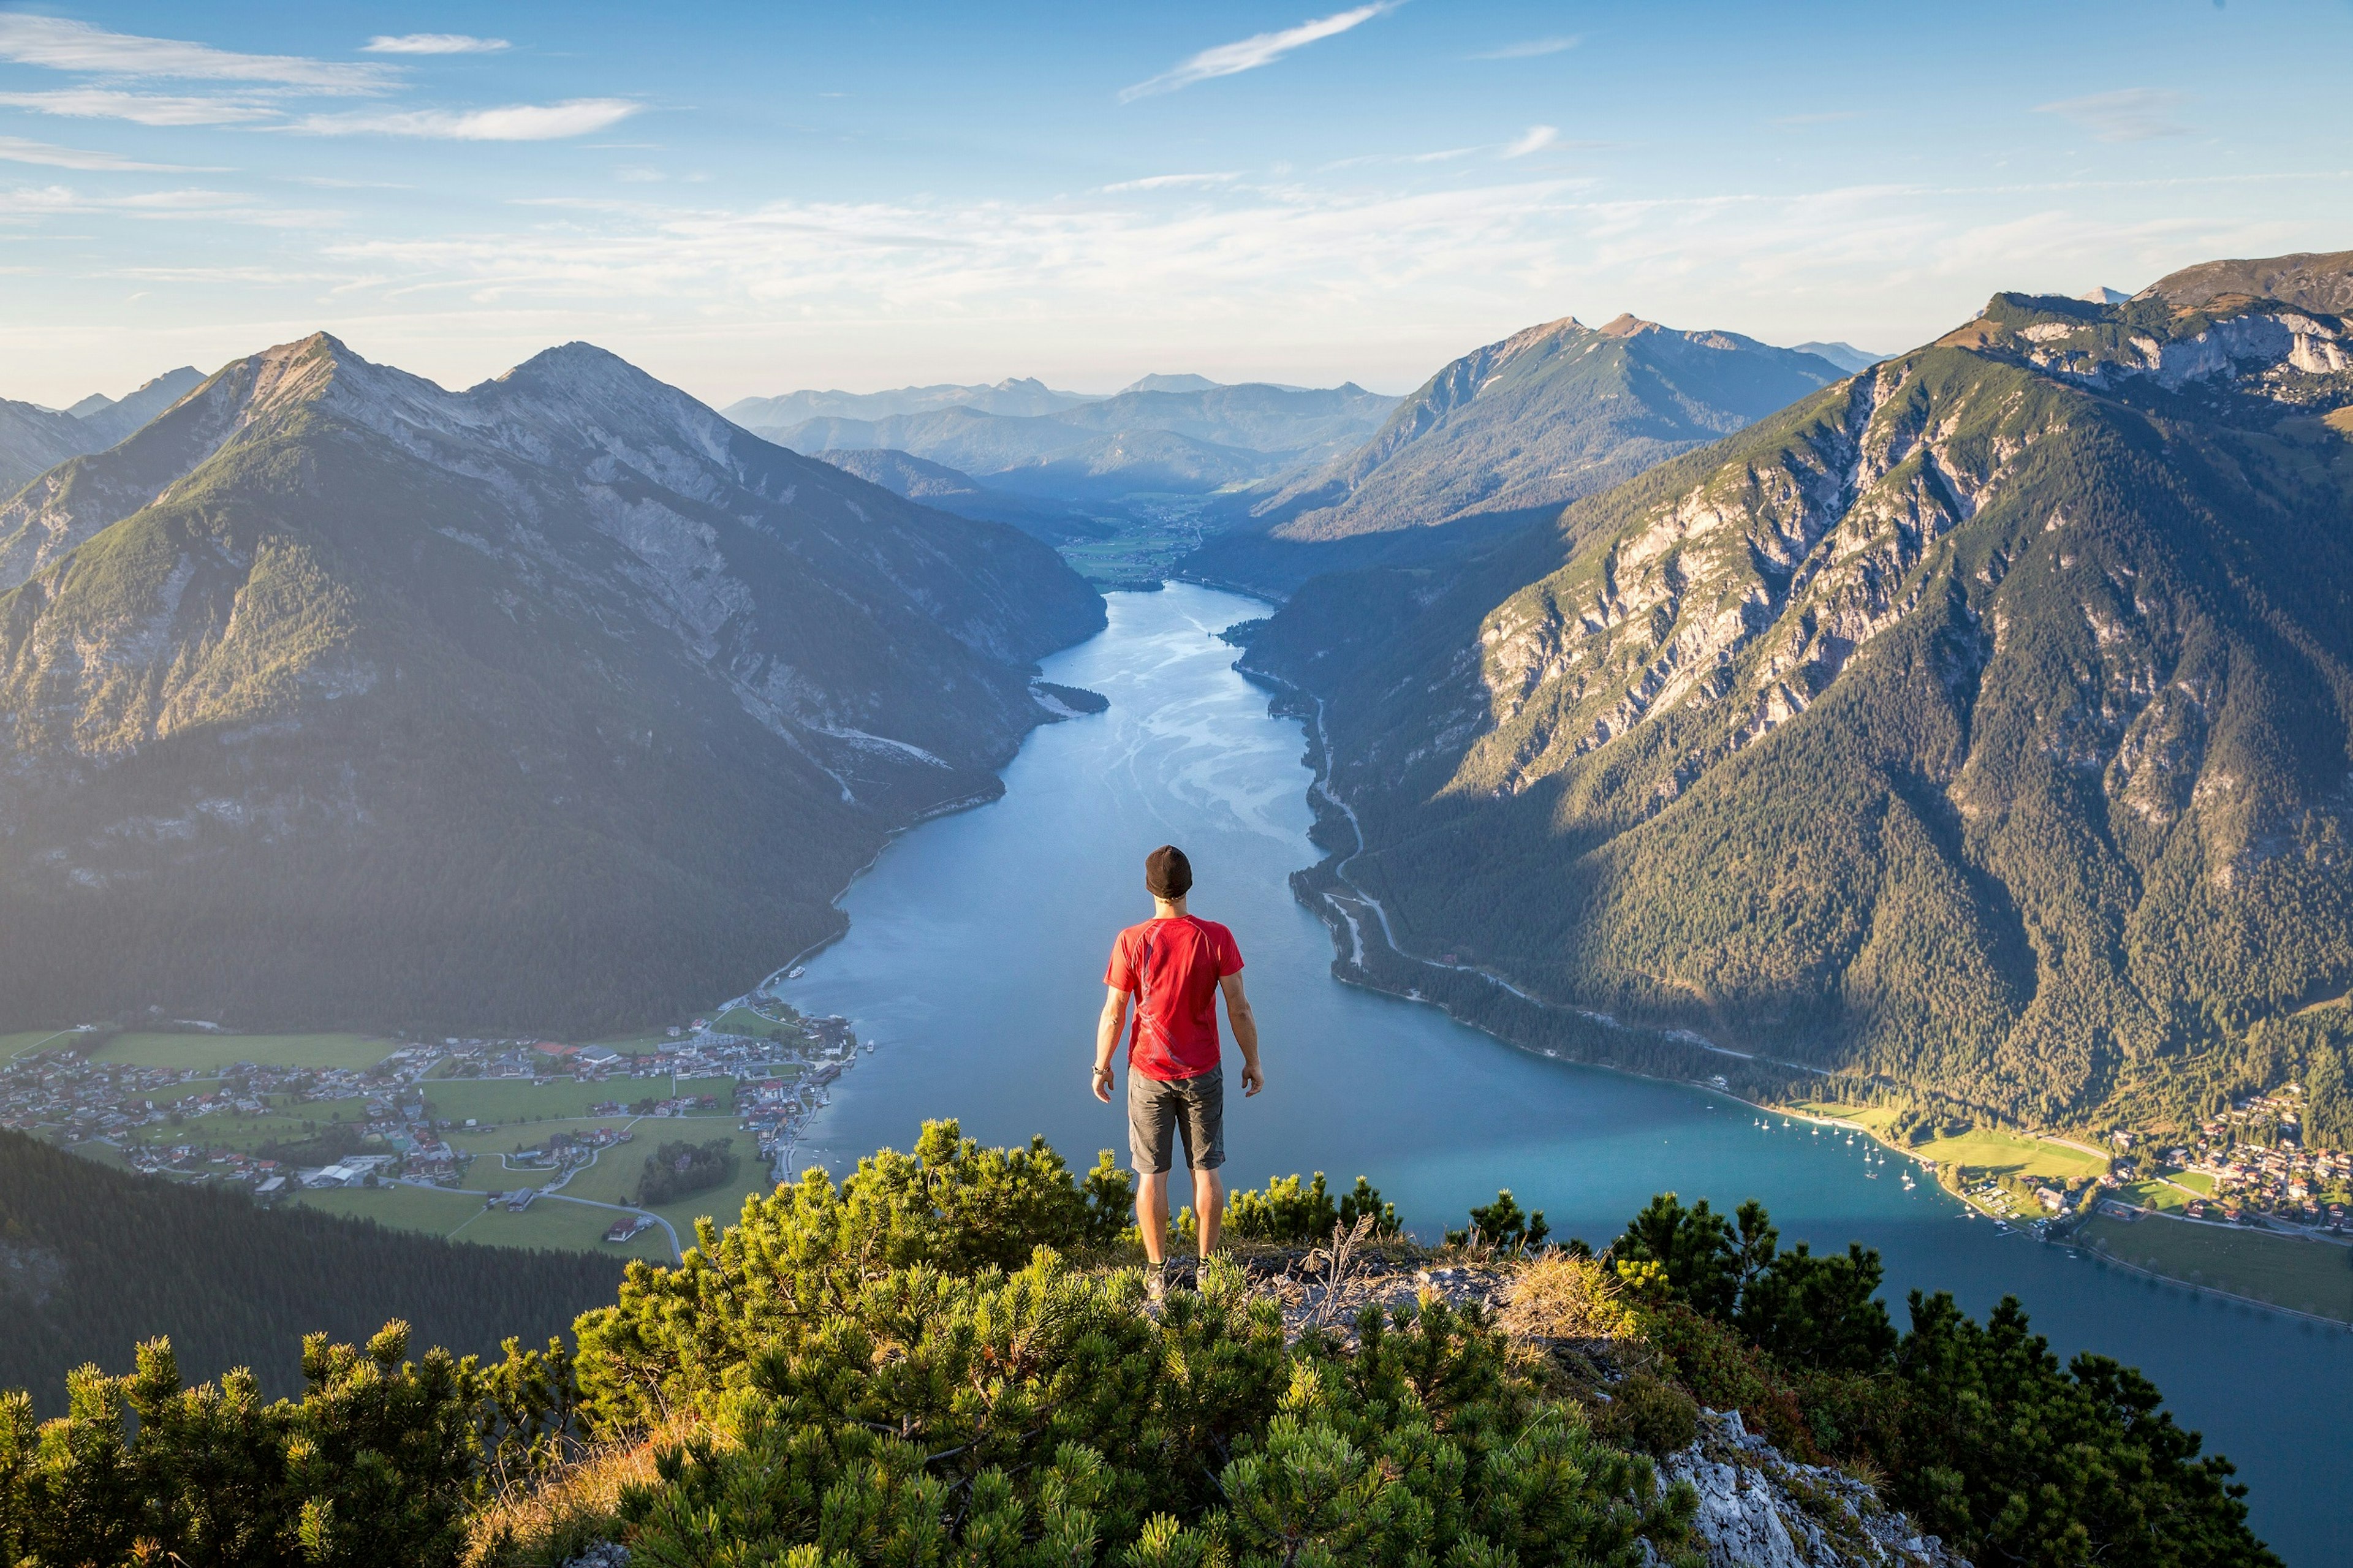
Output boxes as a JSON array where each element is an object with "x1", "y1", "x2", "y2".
[{"x1": 1596, "y1": 312, "x2": 1659, "y2": 339}]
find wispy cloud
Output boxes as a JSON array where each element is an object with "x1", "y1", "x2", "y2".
[
  {"x1": 1121, "y1": 4, "x2": 1398, "y2": 102},
  {"x1": 0, "y1": 88, "x2": 281, "y2": 126},
  {"x1": 0, "y1": 14, "x2": 390, "y2": 91},
  {"x1": 0, "y1": 135, "x2": 214, "y2": 172},
  {"x1": 1773, "y1": 110, "x2": 1859, "y2": 127},
  {"x1": 1501, "y1": 125, "x2": 1558, "y2": 159},
  {"x1": 363, "y1": 34, "x2": 511, "y2": 55},
  {"x1": 1469, "y1": 36, "x2": 1578, "y2": 60},
  {"x1": 2034, "y1": 88, "x2": 2192, "y2": 143},
  {"x1": 292, "y1": 99, "x2": 640, "y2": 141},
  {"x1": 1102, "y1": 171, "x2": 1241, "y2": 192}
]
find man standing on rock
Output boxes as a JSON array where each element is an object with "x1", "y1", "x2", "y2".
[{"x1": 1094, "y1": 844, "x2": 1263, "y2": 1294}]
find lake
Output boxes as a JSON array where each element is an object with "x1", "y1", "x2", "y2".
[{"x1": 782, "y1": 581, "x2": 2352, "y2": 1564}]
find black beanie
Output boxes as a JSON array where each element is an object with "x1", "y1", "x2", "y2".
[{"x1": 1145, "y1": 844, "x2": 1193, "y2": 900}]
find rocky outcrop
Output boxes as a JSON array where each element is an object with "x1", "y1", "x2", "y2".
[{"x1": 1654, "y1": 1410, "x2": 1968, "y2": 1568}]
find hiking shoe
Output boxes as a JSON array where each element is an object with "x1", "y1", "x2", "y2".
[{"x1": 1145, "y1": 1263, "x2": 1167, "y2": 1304}]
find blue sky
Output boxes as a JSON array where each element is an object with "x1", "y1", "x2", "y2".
[{"x1": 1, "y1": 1, "x2": 2348, "y2": 406}]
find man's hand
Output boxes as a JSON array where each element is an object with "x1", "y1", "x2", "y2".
[
  {"x1": 1091, "y1": 1064, "x2": 1115, "y2": 1103},
  {"x1": 1241, "y1": 1061, "x2": 1265, "y2": 1096}
]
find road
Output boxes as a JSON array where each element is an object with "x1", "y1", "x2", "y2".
[{"x1": 1309, "y1": 697, "x2": 1828, "y2": 1080}]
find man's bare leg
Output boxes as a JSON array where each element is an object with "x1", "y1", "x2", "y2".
[
  {"x1": 1135, "y1": 1170, "x2": 1169, "y2": 1267},
  {"x1": 1193, "y1": 1166, "x2": 1224, "y2": 1259}
]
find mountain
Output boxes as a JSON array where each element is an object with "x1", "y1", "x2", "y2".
[
  {"x1": 721, "y1": 375, "x2": 1092, "y2": 427},
  {"x1": 1792, "y1": 340, "x2": 1890, "y2": 373},
  {"x1": 2142, "y1": 249, "x2": 2353, "y2": 314},
  {"x1": 2077, "y1": 287, "x2": 2132, "y2": 307},
  {"x1": 748, "y1": 381, "x2": 1398, "y2": 504},
  {"x1": 805, "y1": 445, "x2": 1113, "y2": 540},
  {"x1": 0, "y1": 397, "x2": 98, "y2": 496},
  {"x1": 0, "y1": 368, "x2": 207, "y2": 501},
  {"x1": 69, "y1": 365, "x2": 205, "y2": 445},
  {"x1": 1120, "y1": 372, "x2": 1220, "y2": 393},
  {"x1": 0, "y1": 1127, "x2": 619, "y2": 1414},
  {"x1": 1240, "y1": 273, "x2": 2353, "y2": 1126},
  {"x1": 0, "y1": 332, "x2": 1104, "y2": 1036},
  {"x1": 1186, "y1": 314, "x2": 1845, "y2": 594}
]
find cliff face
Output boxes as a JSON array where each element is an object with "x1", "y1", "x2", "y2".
[
  {"x1": 1246, "y1": 284, "x2": 2353, "y2": 1123},
  {"x1": 0, "y1": 333, "x2": 1104, "y2": 1034}
]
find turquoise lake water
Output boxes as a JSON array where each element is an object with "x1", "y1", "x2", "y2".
[{"x1": 780, "y1": 581, "x2": 2352, "y2": 1564}]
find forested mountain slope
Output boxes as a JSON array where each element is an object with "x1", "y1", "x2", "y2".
[
  {"x1": 0, "y1": 333, "x2": 1103, "y2": 1035},
  {"x1": 0, "y1": 1129, "x2": 618, "y2": 1416},
  {"x1": 1189, "y1": 316, "x2": 1843, "y2": 594},
  {"x1": 1243, "y1": 280, "x2": 2353, "y2": 1125}
]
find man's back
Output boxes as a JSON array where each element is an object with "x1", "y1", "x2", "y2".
[{"x1": 1106, "y1": 913, "x2": 1240, "y2": 1081}]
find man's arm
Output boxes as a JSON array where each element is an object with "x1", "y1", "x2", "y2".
[
  {"x1": 1093, "y1": 985, "x2": 1129, "y2": 1102},
  {"x1": 1220, "y1": 972, "x2": 1264, "y2": 1095}
]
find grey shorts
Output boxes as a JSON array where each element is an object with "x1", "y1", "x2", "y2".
[{"x1": 1128, "y1": 1066, "x2": 1225, "y2": 1174}]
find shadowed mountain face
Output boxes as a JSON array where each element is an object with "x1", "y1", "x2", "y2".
[
  {"x1": 0, "y1": 400, "x2": 97, "y2": 499},
  {"x1": 67, "y1": 366, "x2": 207, "y2": 447},
  {"x1": 1186, "y1": 314, "x2": 1844, "y2": 595},
  {"x1": 0, "y1": 368, "x2": 206, "y2": 496},
  {"x1": 0, "y1": 333, "x2": 1104, "y2": 1036},
  {"x1": 1241, "y1": 281, "x2": 2353, "y2": 1124},
  {"x1": 806, "y1": 446, "x2": 1112, "y2": 542}
]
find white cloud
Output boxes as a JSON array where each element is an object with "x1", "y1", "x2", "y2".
[
  {"x1": 292, "y1": 99, "x2": 640, "y2": 141},
  {"x1": 0, "y1": 88, "x2": 281, "y2": 126},
  {"x1": 1469, "y1": 36, "x2": 1578, "y2": 59},
  {"x1": 363, "y1": 34, "x2": 511, "y2": 55},
  {"x1": 2034, "y1": 88, "x2": 2192, "y2": 143},
  {"x1": 0, "y1": 135, "x2": 214, "y2": 172},
  {"x1": 1102, "y1": 172, "x2": 1241, "y2": 192},
  {"x1": 0, "y1": 15, "x2": 390, "y2": 91},
  {"x1": 1501, "y1": 125, "x2": 1558, "y2": 159},
  {"x1": 1121, "y1": 4, "x2": 1398, "y2": 101}
]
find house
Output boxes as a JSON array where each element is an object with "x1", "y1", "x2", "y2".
[{"x1": 604, "y1": 1216, "x2": 652, "y2": 1243}]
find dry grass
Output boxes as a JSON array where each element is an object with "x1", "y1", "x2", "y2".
[
  {"x1": 462, "y1": 1418, "x2": 702, "y2": 1568},
  {"x1": 1497, "y1": 1254, "x2": 1643, "y2": 1344}
]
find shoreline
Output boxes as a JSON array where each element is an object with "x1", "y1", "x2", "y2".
[{"x1": 1238, "y1": 650, "x2": 2353, "y2": 1333}]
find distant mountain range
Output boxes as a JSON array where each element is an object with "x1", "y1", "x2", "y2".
[
  {"x1": 1188, "y1": 315, "x2": 1846, "y2": 594},
  {"x1": 729, "y1": 377, "x2": 1398, "y2": 507},
  {"x1": 0, "y1": 333, "x2": 1102, "y2": 1036},
  {"x1": 0, "y1": 366, "x2": 203, "y2": 493},
  {"x1": 1241, "y1": 256, "x2": 2353, "y2": 1127},
  {"x1": 1792, "y1": 341, "x2": 1889, "y2": 373},
  {"x1": 722, "y1": 376, "x2": 1094, "y2": 428}
]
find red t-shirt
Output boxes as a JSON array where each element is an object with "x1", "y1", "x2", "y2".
[{"x1": 1104, "y1": 915, "x2": 1243, "y2": 1081}]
